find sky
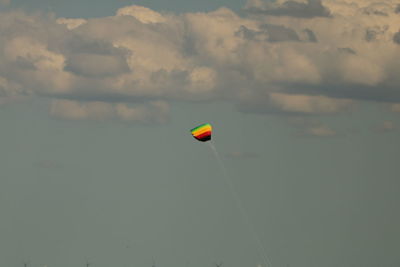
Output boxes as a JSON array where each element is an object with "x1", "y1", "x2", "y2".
[{"x1": 0, "y1": 0, "x2": 400, "y2": 267}]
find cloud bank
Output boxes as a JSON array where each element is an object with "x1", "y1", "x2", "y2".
[{"x1": 0, "y1": 0, "x2": 400, "y2": 124}]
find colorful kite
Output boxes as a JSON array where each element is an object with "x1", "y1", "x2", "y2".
[{"x1": 190, "y1": 123, "x2": 212, "y2": 142}]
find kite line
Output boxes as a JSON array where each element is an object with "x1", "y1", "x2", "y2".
[{"x1": 207, "y1": 141, "x2": 273, "y2": 267}]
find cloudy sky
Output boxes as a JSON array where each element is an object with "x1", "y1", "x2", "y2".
[{"x1": 1, "y1": 0, "x2": 399, "y2": 266}]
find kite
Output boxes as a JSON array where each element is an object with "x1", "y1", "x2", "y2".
[{"x1": 190, "y1": 123, "x2": 212, "y2": 142}]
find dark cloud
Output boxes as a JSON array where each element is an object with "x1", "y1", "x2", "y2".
[
  {"x1": 337, "y1": 47, "x2": 356, "y2": 55},
  {"x1": 261, "y1": 24, "x2": 300, "y2": 42},
  {"x1": 303, "y1": 29, "x2": 317, "y2": 42},
  {"x1": 245, "y1": 0, "x2": 331, "y2": 18},
  {"x1": 64, "y1": 53, "x2": 130, "y2": 77},
  {"x1": 365, "y1": 26, "x2": 388, "y2": 42},
  {"x1": 361, "y1": 3, "x2": 394, "y2": 17},
  {"x1": 363, "y1": 10, "x2": 388, "y2": 16},
  {"x1": 14, "y1": 56, "x2": 37, "y2": 70},
  {"x1": 235, "y1": 25, "x2": 259, "y2": 40},
  {"x1": 393, "y1": 31, "x2": 400, "y2": 44},
  {"x1": 64, "y1": 35, "x2": 128, "y2": 55},
  {"x1": 61, "y1": 34, "x2": 131, "y2": 77},
  {"x1": 366, "y1": 29, "x2": 377, "y2": 42},
  {"x1": 236, "y1": 24, "x2": 300, "y2": 42},
  {"x1": 396, "y1": 4, "x2": 400, "y2": 13}
]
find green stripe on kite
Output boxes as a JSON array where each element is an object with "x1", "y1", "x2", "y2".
[{"x1": 190, "y1": 123, "x2": 212, "y2": 142}]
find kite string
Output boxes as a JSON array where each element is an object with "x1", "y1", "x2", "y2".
[{"x1": 207, "y1": 142, "x2": 273, "y2": 267}]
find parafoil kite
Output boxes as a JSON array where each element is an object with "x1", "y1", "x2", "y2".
[{"x1": 190, "y1": 123, "x2": 212, "y2": 142}]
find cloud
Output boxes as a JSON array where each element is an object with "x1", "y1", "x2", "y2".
[
  {"x1": 303, "y1": 29, "x2": 318, "y2": 42},
  {"x1": 244, "y1": 0, "x2": 331, "y2": 18},
  {"x1": 393, "y1": 31, "x2": 400, "y2": 44},
  {"x1": 262, "y1": 24, "x2": 301, "y2": 42},
  {"x1": 0, "y1": 1, "x2": 399, "y2": 126},
  {"x1": 116, "y1": 5, "x2": 166, "y2": 24},
  {"x1": 268, "y1": 93, "x2": 354, "y2": 114},
  {"x1": 374, "y1": 120, "x2": 396, "y2": 133},
  {"x1": 64, "y1": 53, "x2": 130, "y2": 77},
  {"x1": 56, "y1": 18, "x2": 87, "y2": 30},
  {"x1": 303, "y1": 125, "x2": 337, "y2": 137},
  {"x1": 237, "y1": 24, "x2": 301, "y2": 42},
  {"x1": 287, "y1": 117, "x2": 338, "y2": 137},
  {"x1": 238, "y1": 93, "x2": 354, "y2": 115},
  {"x1": 50, "y1": 100, "x2": 170, "y2": 124},
  {"x1": 389, "y1": 103, "x2": 400, "y2": 113}
]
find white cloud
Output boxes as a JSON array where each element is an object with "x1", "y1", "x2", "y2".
[
  {"x1": 389, "y1": 103, "x2": 400, "y2": 113},
  {"x1": 0, "y1": 1, "x2": 400, "y2": 126},
  {"x1": 323, "y1": 0, "x2": 399, "y2": 17},
  {"x1": 188, "y1": 67, "x2": 217, "y2": 93},
  {"x1": 50, "y1": 100, "x2": 114, "y2": 121},
  {"x1": 304, "y1": 125, "x2": 337, "y2": 137},
  {"x1": 269, "y1": 93, "x2": 353, "y2": 114},
  {"x1": 115, "y1": 100, "x2": 170, "y2": 124},
  {"x1": 371, "y1": 119, "x2": 396, "y2": 133},
  {"x1": 287, "y1": 117, "x2": 338, "y2": 137},
  {"x1": 116, "y1": 5, "x2": 166, "y2": 24},
  {"x1": 0, "y1": 76, "x2": 23, "y2": 96},
  {"x1": 56, "y1": 18, "x2": 87, "y2": 30},
  {"x1": 4, "y1": 37, "x2": 65, "y2": 72},
  {"x1": 375, "y1": 120, "x2": 396, "y2": 132},
  {"x1": 50, "y1": 100, "x2": 169, "y2": 124}
]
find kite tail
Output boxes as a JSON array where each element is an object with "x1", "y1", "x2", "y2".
[{"x1": 207, "y1": 142, "x2": 273, "y2": 267}]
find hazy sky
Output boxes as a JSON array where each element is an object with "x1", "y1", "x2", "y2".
[{"x1": 0, "y1": 1, "x2": 400, "y2": 267}]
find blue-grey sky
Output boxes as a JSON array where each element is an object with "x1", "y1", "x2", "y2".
[
  {"x1": 1, "y1": 1, "x2": 400, "y2": 267},
  {"x1": 6, "y1": 0, "x2": 247, "y2": 17}
]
